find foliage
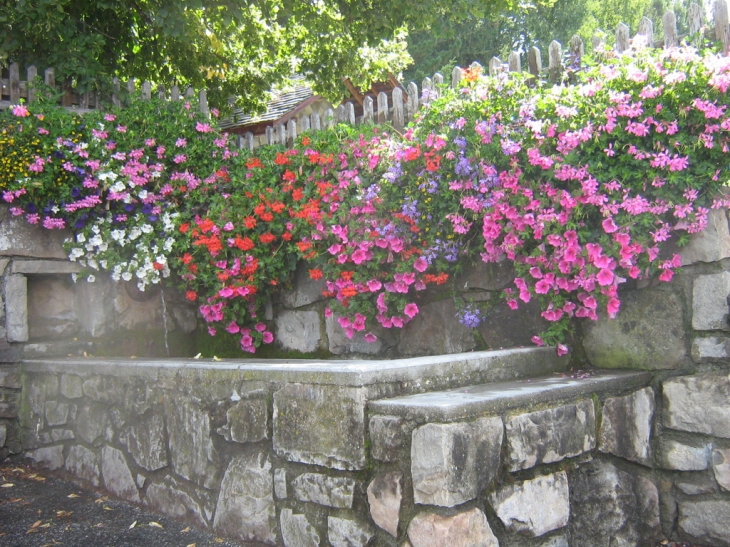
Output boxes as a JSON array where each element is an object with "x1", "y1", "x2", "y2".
[
  {"x1": 0, "y1": 0, "x2": 513, "y2": 110},
  {"x1": 2, "y1": 44, "x2": 730, "y2": 354}
]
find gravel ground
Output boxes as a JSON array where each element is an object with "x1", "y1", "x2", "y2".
[
  {"x1": 0, "y1": 460, "x2": 718, "y2": 547},
  {"x1": 0, "y1": 462, "x2": 247, "y2": 547}
]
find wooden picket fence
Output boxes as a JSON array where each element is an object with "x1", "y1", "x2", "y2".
[{"x1": 1, "y1": 0, "x2": 728, "y2": 152}]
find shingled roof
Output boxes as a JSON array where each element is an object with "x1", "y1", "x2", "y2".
[{"x1": 220, "y1": 77, "x2": 318, "y2": 131}]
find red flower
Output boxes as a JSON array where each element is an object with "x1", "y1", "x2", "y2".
[
  {"x1": 281, "y1": 232, "x2": 292, "y2": 241},
  {"x1": 181, "y1": 253, "x2": 193, "y2": 265},
  {"x1": 185, "y1": 290, "x2": 197, "y2": 301},
  {"x1": 259, "y1": 233, "x2": 276, "y2": 244},
  {"x1": 234, "y1": 236, "x2": 254, "y2": 251},
  {"x1": 153, "y1": 262, "x2": 164, "y2": 271},
  {"x1": 292, "y1": 188, "x2": 304, "y2": 201},
  {"x1": 275, "y1": 153, "x2": 290, "y2": 165},
  {"x1": 283, "y1": 170, "x2": 296, "y2": 182},
  {"x1": 179, "y1": 223, "x2": 190, "y2": 234},
  {"x1": 260, "y1": 212, "x2": 274, "y2": 222},
  {"x1": 309, "y1": 268, "x2": 323, "y2": 280},
  {"x1": 297, "y1": 241, "x2": 312, "y2": 252},
  {"x1": 243, "y1": 216, "x2": 257, "y2": 229},
  {"x1": 246, "y1": 158, "x2": 263, "y2": 169}
]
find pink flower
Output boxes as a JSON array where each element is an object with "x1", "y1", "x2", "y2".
[
  {"x1": 404, "y1": 303, "x2": 419, "y2": 318},
  {"x1": 607, "y1": 298, "x2": 620, "y2": 318},
  {"x1": 367, "y1": 279, "x2": 382, "y2": 292},
  {"x1": 104, "y1": 113, "x2": 117, "y2": 121},
  {"x1": 255, "y1": 322, "x2": 267, "y2": 332},
  {"x1": 196, "y1": 122, "x2": 213, "y2": 133},
  {"x1": 225, "y1": 321, "x2": 240, "y2": 334},
  {"x1": 659, "y1": 269, "x2": 674, "y2": 282},
  {"x1": 174, "y1": 154, "x2": 186, "y2": 164},
  {"x1": 413, "y1": 257, "x2": 428, "y2": 272},
  {"x1": 556, "y1": 343, "x2": 569, "y2": 356},
  {"x1": 602, "y1": 217, "x2": 618, "y2": 233},
  {"x1": 11, "y1": 105, "x2": 29, "y2": 117},
  {"x1": 364, "y1": 333, "x2": 378, "y2": 343},
  {"x1": 338, "y1": 316, "x2": 351, "y2": 329},
  {"x1": 531, "y1": 336, "x2": 544, "y2": 346},
  {"x1": 262, "y1": 331, "x2": 274, "y2": 343}
]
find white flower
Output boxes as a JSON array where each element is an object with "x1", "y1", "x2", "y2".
[
  {"x1": 99, "y1": 260, "x2": 107, "y2": 269},
  {"x1": 76, "y1": 233, "x2": 86, "y2": 243},
  {"x1": 122, "y1": 271, "x2": 133, "y2": 281},
  {"x1": 51, "y1": 205, "x2": 59, "y2": 213},
  {"x1": 89, "y1": 234, "x2": 103, "y2": 246},
  {"x1": 111, "y1": 271, "x2": 121, "y2": 282},
  {"x1": 110, "y1": 181, "x2": 125, "y2": 193},
  {"x1": 87, "y1": 259, "x2": 98, "y2": 270},
  {"x1": 129, "y1": 227, "x2": 142, "y2": 240},
  {"x1": 111, "y1": 229, "x2": 126, "y2": 241},
  {"x1": 163, "y1": 237, "x2": 174, "y2": 252},
  {"x1": 69, "y1": 247, "x2": 84, "y2": 260},
  {"x1": 141, "y1": 224, "x2": 153, "y2": 234},
  {"x1": 138, "y1": 189, "x2": 148, "y2": 200},
  {"x1": 87, "y1": 275, "x2": 96, "y2": 283}
]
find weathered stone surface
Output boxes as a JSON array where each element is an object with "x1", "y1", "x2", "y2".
[
  {"x1": 456, "y1": 258, "x2": 515, "y2": 291},
  {"x1": 280, "y1": 508, "x2": 319, "y2": 547},
  {"x1": 678, "y1": 208, "x2": 730, "y2": 264},
  {"x1": 0, "y1": 366, "x2": 21, "y2": 389},
  {"x1": 369, "y1": 415, "x2": 408, "y2": 462},
  {"x1": 537, "y1": 536, "x2": 569, "y2": 547},
  {"x1": 213, "y1": 452, "x2": 276, "y2": 545},
  {"x1": 75, "y1": 405, "x2": 108, "y2": 445},
  {"x1": 0, "y1": 346, "x2": 22, "y2": 363},
  {"x1": 657, "y1": 439, "x2": 710, "y2": 471},
  {"x1": 583, "y1": 289, "x2": 686, "y2": 369},
  {"x1": 679, "y1": 500, "x2": 730, "y2": 547},
  {"x1": 693, "y1": 271, "x2": 730, "y2": 331},
  {"x1": 368, "y1": 471, "x2": 402, "y2": 537},
  {"x1": 663, "y1": 373, "x2": 730, "y2": 438},
  {"x1": 12, "y1": 259, "x2": 82, "y2": 274},
  {"x1": 506, "y1": 400, "x2": 595, "y2": 471},
  {"x1": 598, "y1": 387, "x2": 654, "y2": 465},
  {"x1": 281, "y1": 264, "x2": 327, "y2": 308},
  {"x1": 676, "y1": 475, "x2": 715, "y2": 495},
  {"x1": 60, "y1": 375, "x2": 83, "y2": 399},
  {"x1": 0, "y1": 207, "x2": 70, "y2": 258},
  {"x1": 164, "y1": 394, "x2": 219, "y2": 489},
  {"x1": 273, "y1": 383, "x2": 366, "y2": 470},
  {"x1": 81, "y1": 376, "x2": 119, "y2": 403},
  {"x1": 570, "y1": 460, "x2": 661, "y2": 547},
  {"x1": 101, "y1": 446, "x2": 140, "y2": 503},
  {"x1": 713, "y1": 448, "x2": 730, "y2": 491},
  {"x1": 73, "y1": 277, "x2": 114, "y2": 337},
  {"x1": 145, "y1": 477, "x2": 207, "y2": 528},
  {"x1": 45, "y1": 400, "x2": 70, "y2": 427},
  {"x1": 275, "y1": 311, "x2": 321, "y2": 353},
  {"x1": 692, "y1": 336, "x2": 730, "y2": 362},
  {"x1": 171, "y1": 305, "x2": 197, "y2": 333},
  {"x1": 25, "y1": 445, "x2": 64, "y2": 470},
  {"x1": 478, "y1": 298, "x2": 551, "y2": 349},
  {"x1": 216, "y1": 399, "x2": 268, "y2": 443},
  {"x1": 274, "y1": 468, "x2": 287, "y2": 499},
  {"x1": 326, "y1": 314, "x2": 387, "y2": 355},
  {"x1": 407, "y1": 508, "x2": 499, "y2": 547},
  {"x1": 50, "y1": 429, "x2": 74, "y2": 442},
  {"x1": 27, "y1": 275, "x2": 78, "y2": 340},
  {"x1": 5, "y1": 274, "x2": 28, "y2": 342},
  {"x1": 398, "y1": 299, "x2": 476, "y2": 356},
  {"x1": 0, "y1": 423, "x2": 5, "y2": 447},
  {"x1": 119, "y1": 414, "x2": 168, "y2": 471},
  {"x1": 328, "y1": 516, "x2": 374, "y2": 547},
  {"x1": 65, "y1": 444, "x2": 100, "y2": 487},
  {"x1": 489, "y1": 471, "x2": 570, "y2": 537},
  {"x1": 411, "y1": 416, "x2": 503, "y2": 507},
  {"x1": 292, "y1": 472, "x2": 355, "y2": 508}
]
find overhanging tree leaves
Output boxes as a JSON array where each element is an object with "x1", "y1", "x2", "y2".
[{"x1": 0, "y1": 0, "x2": 514, "y2": 110}]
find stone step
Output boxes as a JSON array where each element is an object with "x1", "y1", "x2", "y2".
[{"x1": 368, "y1": 369, "x2": 652, "y2": 423}]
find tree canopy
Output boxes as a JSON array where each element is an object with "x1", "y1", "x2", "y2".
[{"x1": 0, "y1": 0, "x2": 513, "y2": 110}]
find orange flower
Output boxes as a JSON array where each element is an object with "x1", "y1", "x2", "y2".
[
  {"x1": 301, "y1": 136, "x2": 311, "y2": 146},
  {"x1": 292, "y1": 188, "x2": 304, "y2": 201},
  {"x1": 309, "y1": 268, "x2": 323, "y2": 280},
  {"x1": 243, "y1": 216, "x2": 257, "y2": 229},
  {"x1": 274, "y1": 152, "x2": 290, "y2": 165},
  {"x1": 185, "y1": 290, "x2": 197, "y2": 301},
  {"x1": 234, "y1": 236, "x2": 255, "y2": 251},
  {"x1": 297, "y1": 241, "x2": 312, "y2": 252},
  {"x1": 259, "y1": 233, "x2": 276, "y2": 244},
  {"x1": 340, "y1": 271, "x2": 354, "y2": 280}
]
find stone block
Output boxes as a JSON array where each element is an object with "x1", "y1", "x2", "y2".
[
  {"x1": 0, "y1": 346, "x2": 22, "y2": 363},
  {"x1": 456, "y1": 258, "x2": 515, "y2": 291},
  {"x1": 213, "y1": 452, "x2": 276, "y2": 545},
  {"x1": 171, "y1": 305, "x2": 197, "y2": 333},
  {"x1": 81, "y1": 376, "x2": 118, "y2": 403},
  {"x1": 0, "y1": 206, "x2": 70, "y2": 258},
  {"x1": 570, "y1": 460, "x2": 661, "y2": 547},
  {"x1": 50, "y1": 429, "x2": 74, "y2": 442},
  {"x1": 478, "y1": 298, "x2": 551, "y2": 349},
  {"x1": 328, "y1": 516, "x2": 374, "y2": 547},
  {"x1": 164, "y1": 393, "x2": 219, "y2": 489},
  {"x1": 506, "y1": 400, "x2": 595, "y2": 471},
  {"x1": 275, "y1": 310, "x2": 321, "y2": 353},
  {"x1": 101, "y1": 446, "x2": 140, "y2": 503},
  {"x1": 679, "y1": 500, "x2": 730, "y2": 547},
  {"x1": 0, "y1": 397, "x2": 18, "y2": 418},
  {"x1": 679, "y1": 208, "x2": 730, "y2": 264},
  {"x1": 369, "y1": 415, "x2": 408, "y2": 462},
  {"x1": 0, "y1": 365, "x2": 20, "y2": 388},
  {"x1": 407, "y1": 508, "x2": 499, "y2": 547},
  {"x1": 65, "y1": 444, "x2": 100, "y2": 487},
  {"x1": 281, "y1": 263, "x2": 327, "y2": 308},
  {"x1": 75, "y1": 405, "x2": 108, "y2": 445},
  {"x1": 489, "y1": 471, "x2": 570, "y2": 538},
  {"x1": 274, "y1": 468, "x2": 287, "y2": 499},
  {"x1": 537, "y1": 536, "x2": 569, "y2": 547},
  {"x1": 273, "y1": 383, "x2": 366, "y2": 470},
  {"x1": 658, "y1": 439, "x2": 711, "y2": 471},
  {"x1": 145, "y1": 476, "x2": 208, "y2": 529},
  {"x1": 712, "y1": 448, "x2": 730, "y2": 492},
  {"x1": 216, "y1": 399, "x2": 268, "y2": 443},
  {"x1": 74, "y1": 277, "x2": 114, "y2": 337},
  {"x1": 326, "y1": 314, "x2": 387, "y2": 355},
  {"x1": 663, "y1": 373, "x2": 730, "y2": 438},
  {"x1": 583, "y1": 289, "x2": 686, "y2": 369},
  {"x1": 367, "y1": 471, "x2": 402, "y2": 537},
  {"x1": 693, "y1": 271, "x2": 730, "y2": 330},
  {"x1": 25, "y1": 445, "x2": 64, "y2": 470},
  {"x1": 398, "y1": 299, "x2": 476, "y2": 356},
  {"x1": 119, "y1": 414, "x2": 168, "y2": 471},
  {"x1": 692, "y1": 336, "x2": 730, "y2": 362},
  {"x1": 598, "y1": 387, "x2": 654, "y2": 465},
  {"x1": 5, "y1": 274, "x2": 28, "y2": 342},
  {"x1": 676, "y1": 476, "x2": 715, "y2": 495},
  {"x1": 11, "y1": 259, "x2": 82, "y2": 274},
  {"x1": 45, "y1": 400, "x2": 70, "y2": 427},
  {"x1": 291, "y1": 472, "x2": 355, "y2": 509},
  {"x1": 0, "y1": 423, "x2": 5, "y2": 447},
  {"x1": 411, "y1": 416, "x2": 503, "y2": 507},
  {"x1": 280, "y1": 508, "x2": 319, "y2": 547},
  {"x1": 60, "y1": 375, "x2": 83, "y2": 399}
]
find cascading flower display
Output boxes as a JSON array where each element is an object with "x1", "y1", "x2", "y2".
[{"x1": 2, "y1": 43, "x2": 730, "y2": 353}]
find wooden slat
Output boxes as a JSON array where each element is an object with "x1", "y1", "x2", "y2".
[
  {"x1": 311, "y1": 112, "x2": 321, "y2": 131},
  {"x1": 346, "y1": 102, "x2": 356, "y2": 125},
  {"x1": 335, "y1": 105, "x2": 346, "y2": 123},
  {"x1": 663, "y1": 11, "x2": 678, "y2": 48},
  {"x1": 171, "y1": 85, "x2": 180, "y2": 101},
  {"x1": 406, "y1": 82, "x2": 419, "y2": 122},
  {"x1": 184, "y1": 87, "x2": 195, "y2": 99},
  {"x1": 548, "y1": 41, "x2": 562, "y2": 82},
  {"x1": 245, "y1": 132, "x2": 254, "y2": 151},
  {"x1": 9, "y1": 63, "x2": 20, "y2": 104},
  {"x1": 592, "y1": 33, "x2": 605, "y2": 52},
  {"x1": 528, "y1": 47, "x2": 542, "y2": 77},
  {"x1": 452, "y1": 66, "x2": 462, "y2": 88},
  {"x1": 141, "y1": 81, "x2": 152, "y2": 99},
  {"x1": 265, "y1": 126, "x2": 274, "y2": 145},
  {"x1": 199, "y1": 89, "x2": 209, "y2": 117},
  {"x1": 392, "y1": 87, "x2": 405, "y2": 130},
  {"x1": 377, "y1": 91, "x2": 389, "y2": 124},
  {"x1": 277, "y1": 123, "x2": 286, "y2": 145},
  {"x1": 688, "y1": 3, "x2": 702, "y2": 36},
  {"x1": 325, "y1": 108, "x2": 335, "y2": 129},
  {"x1": 432, "y1": 73, "x2": 443, "y2": 98},
  {"x1": 26, "y1": 66, "x2": 37, "y2": 104},
  {"x1": 301, "y1": 115, "x2": 311, "y2": 132},
  {"x1": 287, "y1": 119, "x2": 297, "y2": 146},
  {"x1": 616, "y1": 23, "x2": 630, "y2": 54},
  {"x1": 508, "y1": 51, "x2": 521, "y2": 72},
  {"x1": 112, "y1": 77, "x2": 121, "y2": 108},
  {"x1": 636, "y1": 16, "x2": 654, "y2": 48},
  {"x1": 489, "y1": 57, "x2": 502, "y2": 76},
  {"x1": 716, "y1": 0, "x2": 729, "y2": 43},
  {"x1": 363, "y1": 95, "x2": 374, "y2": 124},
  {"x1": 157, "y1": 84, "x2": 166, "y2": 100}
]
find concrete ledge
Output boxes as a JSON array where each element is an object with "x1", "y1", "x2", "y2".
[
  {"x1": 11, "y1": 260, "x2": 82, "y2": 275},
  {"x1": 368, "y1": 370, "x2": 652, "y2": 422},
  {"x1": 21, "y1": 346, "x2": 569, "y2": 388}
]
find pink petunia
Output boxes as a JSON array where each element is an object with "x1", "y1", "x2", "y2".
[
  {"x1": 403, "y1": 303, "x2": 419, "y2": 318},
  {"x1": 262, "y1": 331, "x2": 274, "y2": 344}
]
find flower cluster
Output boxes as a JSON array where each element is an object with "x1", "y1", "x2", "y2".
[{"x1": 2, "y1": 44, "x2": 730, "y2": 353}]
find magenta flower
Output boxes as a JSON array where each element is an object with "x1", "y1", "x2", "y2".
[
  {"x1": 602, "y1": 217, "x2": 618, "y2": 233},
  {"x1": 11, "y1": 104, "x2": 29, "y2": 117},
  {"x1": 403, "y1": 303, "x2": 419, "y2": 318},
  {"x1": 364, "y1": 333, "x2": 378, "y2": 343},
  {"x1": 262, "y1": 331, "x2": 274, "y2": 344}
]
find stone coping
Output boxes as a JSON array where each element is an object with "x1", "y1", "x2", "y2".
[
  {"x1": 21, "y1": 346, "x2": 568, "y2": 387},
  {"x1": 368, "y1": 369, "x2": 652, "y2": 421}
]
